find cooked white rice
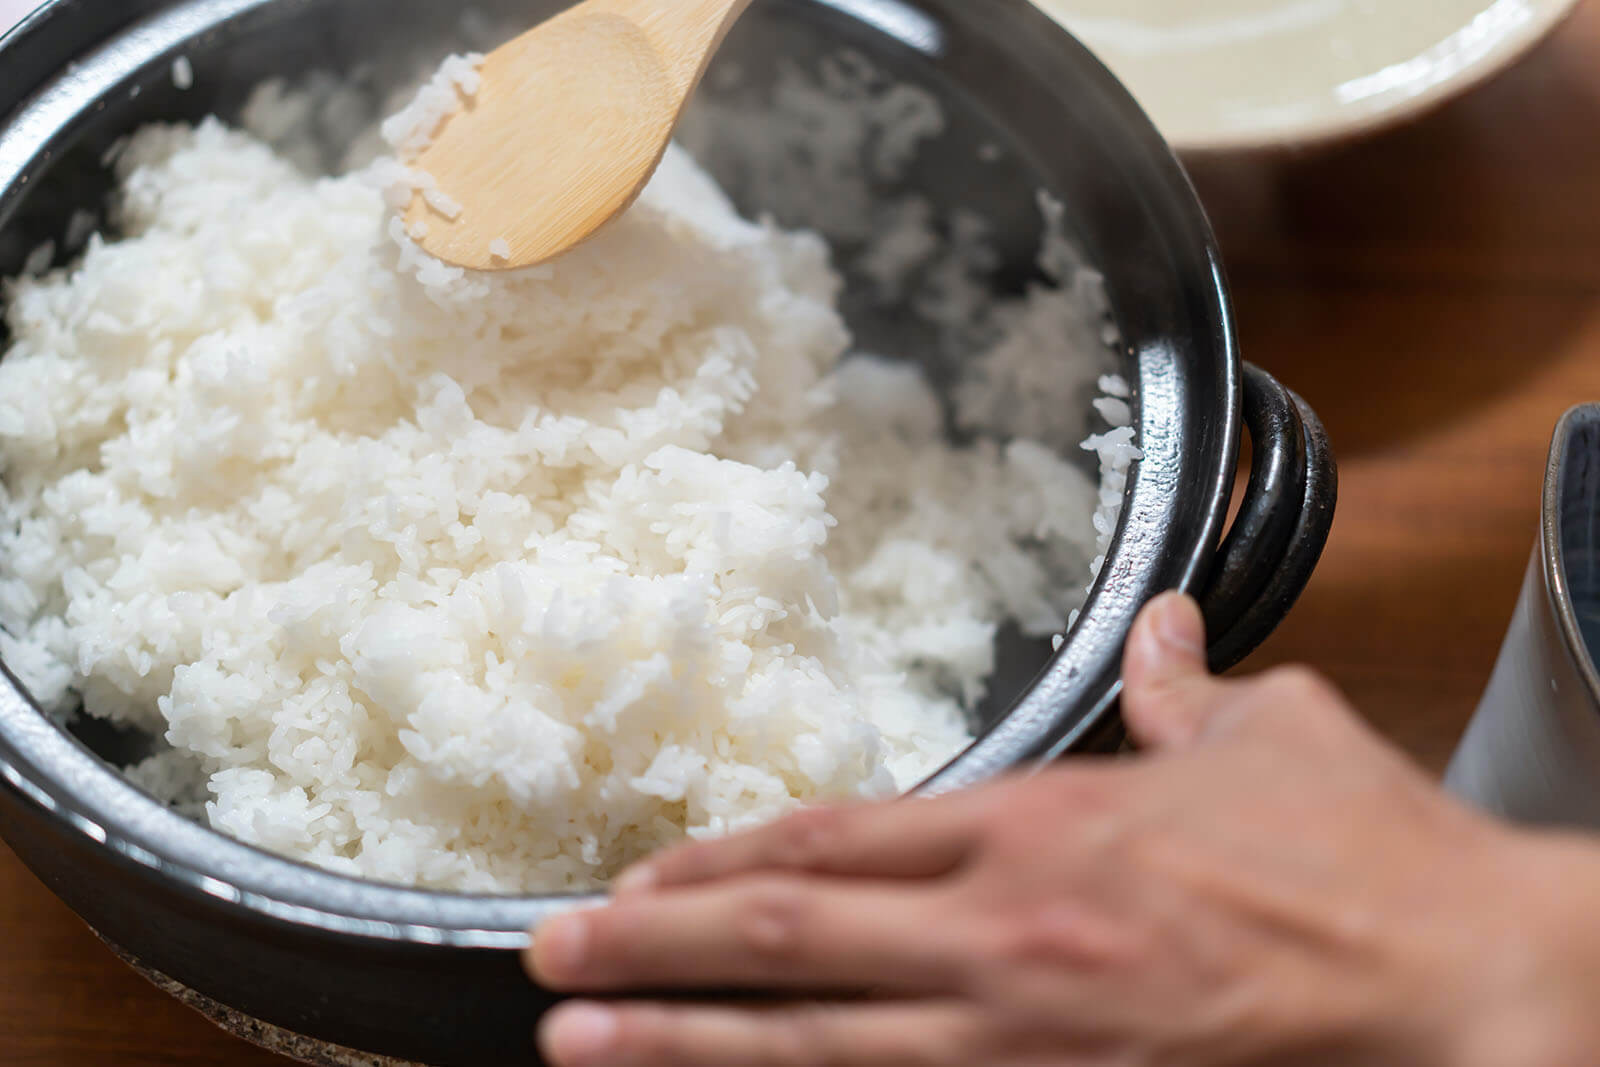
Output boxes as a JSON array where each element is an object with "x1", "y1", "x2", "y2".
[{"x1": 0, "y1": 60, "x2": 1136, "y2": 893}]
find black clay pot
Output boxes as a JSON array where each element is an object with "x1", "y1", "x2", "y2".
[{"x1": 0, "y1": 1, "x2": 1337, "y2": 1063}]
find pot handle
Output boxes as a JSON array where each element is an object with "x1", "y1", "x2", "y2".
[{"x1": 1199, "y1": 363, "x2": 1337, "y2": 671}]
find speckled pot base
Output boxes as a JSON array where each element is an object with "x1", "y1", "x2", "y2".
[{"x1": 100, "y1": 934, "x2": 424, "y2": 1067}]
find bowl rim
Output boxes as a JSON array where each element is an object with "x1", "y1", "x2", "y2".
[
  {"x1": 0, "y1": 0, "x2": 1239, "y2": 948},
  {"x1": 1048, "y1": 0, "x2": 1584, "y2": 154}
]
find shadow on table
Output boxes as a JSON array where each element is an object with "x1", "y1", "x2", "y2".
[{"x1": 1182, "y1": 11, "x2": 1600, "y2": 459}]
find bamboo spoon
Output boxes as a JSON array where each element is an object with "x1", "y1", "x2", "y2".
[{"x1": 403, "y1": 0, "x2": 755, "y2": 271}]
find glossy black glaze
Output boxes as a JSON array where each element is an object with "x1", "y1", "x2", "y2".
[
  {"x1": 0, "y1": 1, "x2": 1336, "y2": 1061},
  {"x1": 1204, "y1": 366, "x2": 1338, "y2": 672}
]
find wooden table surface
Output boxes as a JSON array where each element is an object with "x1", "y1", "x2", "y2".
[{"x1": 6, "y1": 5, "x2": 1600, "y2": 1063}]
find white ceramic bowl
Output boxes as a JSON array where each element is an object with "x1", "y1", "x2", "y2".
[
  {"x1": 1034, "y1": 0, "x2": 1582, "y2": 152},
  {"x1": 0, "y1": 0, "x2": 37, "y2": 33}
]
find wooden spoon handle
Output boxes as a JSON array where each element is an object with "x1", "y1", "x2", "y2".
[{"x1": 593, "y1": 0, "x2": 756, "y2": 96}]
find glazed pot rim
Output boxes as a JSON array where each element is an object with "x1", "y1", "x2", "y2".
[
  {"x1": 0, "y1": 0, "x2": 1238, "y2": 947},
  {"x1": 1541, "y1": 404, "x2": 1600, "y2": 711}
]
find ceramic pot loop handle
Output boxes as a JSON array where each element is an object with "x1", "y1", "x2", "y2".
[{"x1": 1200, "y1": 363, "x2": 1338, "y2": 671}]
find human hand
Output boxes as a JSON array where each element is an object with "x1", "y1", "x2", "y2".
[{"x1": 527, "y1": 593, "x2": 1600, "y2": 1066}]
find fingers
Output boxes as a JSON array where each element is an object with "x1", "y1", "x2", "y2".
[
  {"x1": 1223, "y1": 665, "x2": 1362, "y2": 748},
  {"x1": 528, "y1": 878, "x2": 963, "y2": 994},
  {"x1": 539, "y1": 999, "x2": 983, "y2": 1067},
  {"x1": 1120, "y1": 592, "x2": 1226, "y2": 750},
  {"x1": 1123, "y1": 594, "x2": 1355, "y2": 752},
  {"x1": 614, "y1": 796, "x2": 982, "y2": 898}
]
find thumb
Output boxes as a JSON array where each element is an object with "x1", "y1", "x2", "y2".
[{"x1": 1120, "y1": 592, "x2": 1225, "y2": 750}]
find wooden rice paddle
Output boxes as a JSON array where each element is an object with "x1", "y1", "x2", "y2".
[{"x1": 404, "y1": 0, "x2": 755, "y2": 271}]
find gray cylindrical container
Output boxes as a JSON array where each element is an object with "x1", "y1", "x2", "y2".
[{"x1": 1447, "y1": 405, "x2": 1600, "y2": 827}]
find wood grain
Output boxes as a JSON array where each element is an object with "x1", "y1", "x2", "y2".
[
  {"x1": 1192, "y1": 0, "x2": 1600, "y2": 771},
  {"x1": 5, "y1": 5, "x2": 1600, "y2": 1061},
  {"x1": 406, "y1": 0, "x2": 753, "y2": 270}
]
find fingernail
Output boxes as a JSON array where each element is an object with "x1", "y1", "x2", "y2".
[
  {"x1": 612, "y1": 863, "x2": 657, "y2": 896},
  {"x1": 542, "y1": 1002, "x2": 618, "y2": 1065},
  {"x1": 533, "y1": 914, "x2": 589, "y2": 981},
  {"x1": 1152, "y1": 593, "x2": 1204, "y2": 654}
]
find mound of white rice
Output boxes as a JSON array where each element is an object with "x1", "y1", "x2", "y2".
[{"x1": 0, "y1": 63, "x2": 1134, "y2": 893}]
